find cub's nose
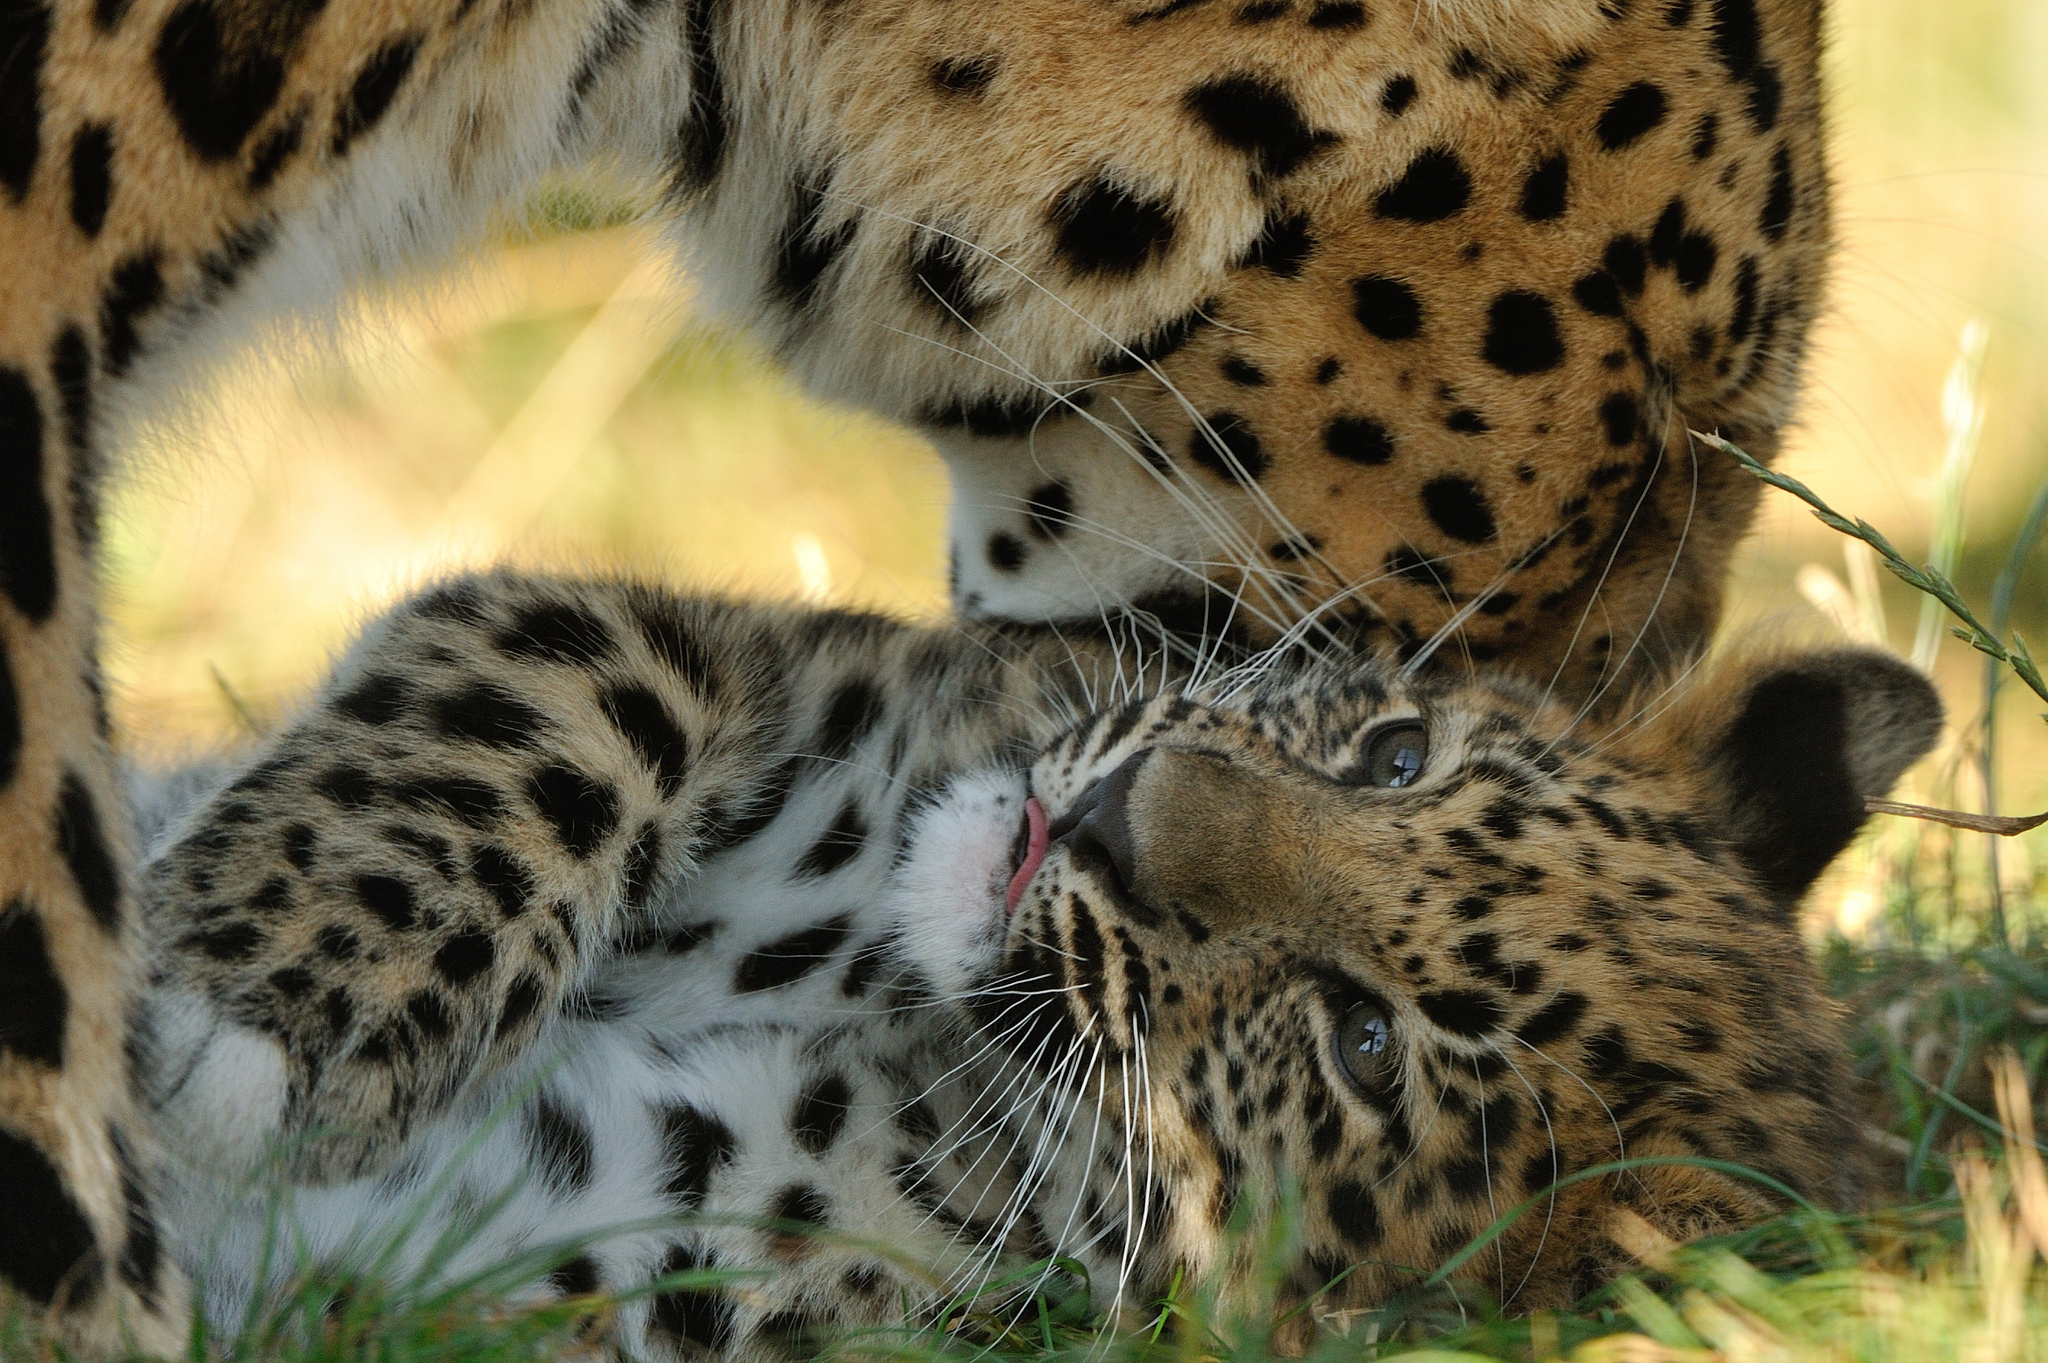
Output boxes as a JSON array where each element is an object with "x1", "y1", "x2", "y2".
[{"x1": 1052, "y1": 750, "x2": 1148, "y2": 902}]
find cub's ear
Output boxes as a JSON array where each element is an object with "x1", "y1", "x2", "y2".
[{"x1": 1676, "y1": 649, "x2": 1943, "y2": 903}]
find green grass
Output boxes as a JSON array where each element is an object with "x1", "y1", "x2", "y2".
[
  {"x1": 1702, "y1": 433, "x2": 2048, "y2": 731},
  {"x1": 15, "y1": 941, "x2": 2046, "y2": 1363}
]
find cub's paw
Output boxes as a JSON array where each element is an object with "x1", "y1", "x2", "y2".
[{"x1": 141, "y1": 779, "x2": 578, "y2": 1183}]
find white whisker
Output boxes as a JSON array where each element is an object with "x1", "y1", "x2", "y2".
[{"x1": 1491, "y1": 1044, "x2": 1560, "y2": 1307}]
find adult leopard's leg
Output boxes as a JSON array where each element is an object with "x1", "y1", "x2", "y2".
[
  {"x1": 0, "y1": 401, "x2": 180, "y2": 1345},
  {"x1": 1, "y1": 11, "x2": 183, "y2": 1330}
]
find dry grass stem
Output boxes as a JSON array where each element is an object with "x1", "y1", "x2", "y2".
[{"x1": 1866, "y1": 801, "x2": 2048, "y2": 837}]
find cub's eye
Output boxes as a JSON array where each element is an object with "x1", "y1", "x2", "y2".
[
  {"x1": 1360, "y1": 721, "x2": 1428, "y2": 788},
  {"x1": 1334, "y1": 1003, "x2": 1397, "y2": 1093}
]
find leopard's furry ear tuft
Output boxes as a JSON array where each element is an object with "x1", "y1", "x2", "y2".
[{"x1": 1650, "y1": 648, "x2": 1943, "y2": 905}]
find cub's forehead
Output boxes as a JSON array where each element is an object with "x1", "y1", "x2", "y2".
[{"x1": 1224, "y1": 653, "x2": 1567, "y2": 753}]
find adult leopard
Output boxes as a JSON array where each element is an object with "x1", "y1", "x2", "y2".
[
  {"x1": 0, "y1": 0, "x2": 1825, "y2": 1347},
  {"x1": 126, "y1": 571, "x2": 1936, "y2": 1354}
]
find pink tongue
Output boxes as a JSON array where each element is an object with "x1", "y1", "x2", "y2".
[{"x1": 1005, "y1": 798, "x2": 1050, "y2": 913}]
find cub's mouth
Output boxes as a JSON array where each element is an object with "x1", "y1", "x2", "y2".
[{"x1": 1005, "y1": 796, "x2": 1049, "y2": 913}]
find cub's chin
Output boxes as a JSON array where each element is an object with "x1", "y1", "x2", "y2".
[{"x1": 889, "y1": 769, "x2": 1036, "y2": 1000}]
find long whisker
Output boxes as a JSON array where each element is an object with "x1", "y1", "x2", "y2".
[
  {"x1": 1375, "y1": 1065, "x2": 1452, "y2": 1192},
  {"x1": 1513, "y1": 1036, "x2": 1631, "y2": 1194},
  {"x1": 969, "y1": 1034, "x2": 1104, "y2": 1303},
  {"x1": 936, "y1": 1031, "x2": 1090, "y2": 1255},
  {"x1": 1535, "y1": 388, "x2": 1676, "y2": 718},
  {"x1": 1542, "y1": 397, "x2": 1701, "y2": 755},
  {"x1": 1470, "y1": 1055, "x2": 1506, "y2": 1301},
  {"x1": 1492, "y1": 1044, "x2": 1560, "y2": 1307},
  {"x1": 1400, "y1": 524, "x2": 1572, "y2": 680},
  {"x1": 932, "y1": 1029, "x2": 1087, "y2": 1252},
  {"x1": 920, "y1": 1017, "x2": 1084, "y2": 1177}
]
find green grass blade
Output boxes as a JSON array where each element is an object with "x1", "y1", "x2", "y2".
[
  {"x1": 1698, "y1": 429, "x2": 2048, "y2": 721},
  {"x1": 1421, "y1": 1155, "x2": 1820, "y2": 1291}
]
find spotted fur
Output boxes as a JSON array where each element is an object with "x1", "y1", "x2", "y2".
[
  {"x1": 127, "y1": 571, "x2": 1937, "y2": 1351},
  {"x1": 2, "y1": 0, "x2": 1829, "y2": 1343}
]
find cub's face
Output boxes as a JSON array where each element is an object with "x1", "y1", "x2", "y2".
[{"x1": 898, "y1": 644, "x2": 1940, "y2": 1320}]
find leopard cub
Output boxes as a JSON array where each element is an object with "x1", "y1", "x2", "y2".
[{"x1": 135, "y1": 570, "x2": 1938, "y2": 1354}]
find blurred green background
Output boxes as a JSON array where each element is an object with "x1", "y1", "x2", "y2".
[{"x1": 102, "y1": 0, "x2": 2048, "y2": 936}]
